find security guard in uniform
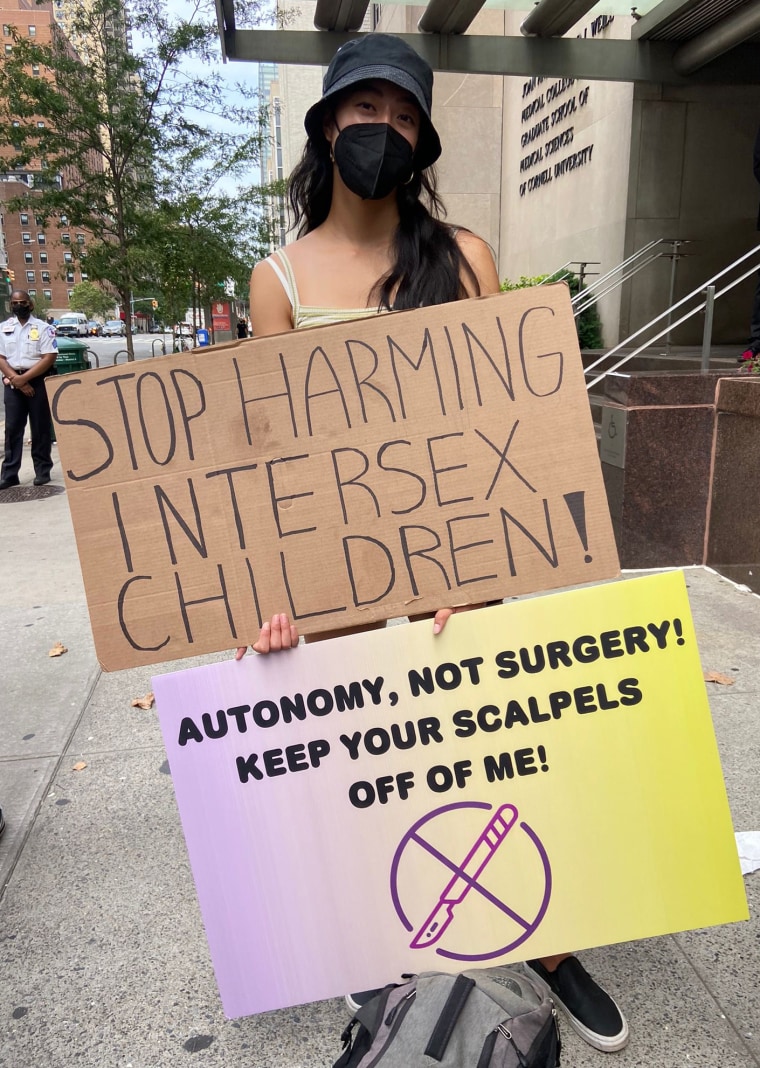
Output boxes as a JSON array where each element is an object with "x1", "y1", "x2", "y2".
[{"x1": 0, "y1": 290, "x2": 58, "y2": 489}]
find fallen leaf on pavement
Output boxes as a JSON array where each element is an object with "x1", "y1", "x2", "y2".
[
  {"x1": 72, "y1": 761, "x2": 87, "y2": 772},
  {"x1": 49, "y1": 641, "x2": 68, "y2": 657},
  {"x1": 131, "y1": 692, "x2": 155, "y2": 710},
  {"x1": 703, "y1": 671, "x2": 735, "y2": 686}
]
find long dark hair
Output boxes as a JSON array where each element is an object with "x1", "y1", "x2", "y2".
[{"x1": 288, "y1": 125, "x2": 479, "y2": 310}]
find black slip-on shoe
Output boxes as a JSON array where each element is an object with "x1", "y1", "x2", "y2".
[
  {"x1": 526, "y1": 957, "x2": 629, "y2": 1052},
  {"x1": 0, "y1": 478, "x2": 19, "y2": 490}
]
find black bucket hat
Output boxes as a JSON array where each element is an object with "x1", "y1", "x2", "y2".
[{"x1": 304, "y1": 33, "x2": 442, "y2": 170}]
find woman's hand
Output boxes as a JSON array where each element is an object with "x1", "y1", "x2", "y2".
[{"x1": 235, "y1": 613, "x2": 299, "y2": 660}]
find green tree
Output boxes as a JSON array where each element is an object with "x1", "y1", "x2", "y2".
[
  {"x1": 30, "y1": 291, "x2": 52, "y2": 321},
  {"x1": 150, "y1": 174, "x2": 282, "y2": 341},
  {"x1": 0, "y1": 0, "x2": 266, "y2": 359},
  {"x1": 501, "y1": 270, "x2": 603, "y2": 349},
  {"x1": 68, "y1": 281, "x2": 115, "y2": 320}
]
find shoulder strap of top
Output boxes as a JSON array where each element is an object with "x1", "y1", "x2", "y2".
[{"x1": 267, "y1": 249, "x2": 300, "y2": 321}]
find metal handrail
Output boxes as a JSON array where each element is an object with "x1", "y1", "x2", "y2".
[
  {"x1": 574, "y1": 253, "x2": 665, "y2": 316},
  {"x1": 585, "y1": 243, "x2": 760, "y2": 391},
  {"x1": 574, "y1": 238, "x2": 689, "y2": 316},
  {"x1": 537, "y1": 260, "x2": 575, "y2": 284},
  {"x1": 572, "y1": 238, "x2": 667, "y2": 305},
  {"x1": 539, "y1": 259, "x2": 601, "y2": 292}
]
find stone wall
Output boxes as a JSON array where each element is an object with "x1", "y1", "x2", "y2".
[{"x1": 598, "y1": 371, "x2": 760, "y2": 581}]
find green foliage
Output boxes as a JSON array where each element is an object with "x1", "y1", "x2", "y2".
[
  {"x1": 30, "y1": 291, "x2": 52, "y2": 320},
  {"x1": 0, "y1": 0, "x2": 268, "y2": 358},
  {"x1": 500, "y1": 274, "x2": 552, "y2": 291},
  {"x1": 501, "y1": 270, "x2": 604, "y2": 349},
  {"x1": 68, "y1": 281, "x2": 115, "y2": 320}
]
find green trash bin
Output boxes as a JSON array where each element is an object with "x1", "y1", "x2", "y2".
[{"x1": 55, "y1": 337, "x2": 91, "y2": 375}]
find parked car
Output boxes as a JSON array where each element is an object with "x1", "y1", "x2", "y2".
[
  {"x1": 56, "y1": 312, "x2": 89, "y2": 337},
  {"x1": 102, "y1": 319, "x2": 127, "y2": 337},
  {"x1": 88, "y1": 321, "x2": 103, "y2": 336},
  {"x1": 174, "y1": 322, "x2": 195, "y2": 337}
]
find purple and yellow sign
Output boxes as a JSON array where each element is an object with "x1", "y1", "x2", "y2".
[{"x1": 153, "y1": 571, "x2": 747, "y2": 1017}]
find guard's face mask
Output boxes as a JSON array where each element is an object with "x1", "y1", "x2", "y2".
[
  {"x1": 11, "y1": 302, "x2": 31, "y2": 321},
  {"x1": 333, "y1": 122, "x2": 414, "y2": 200}
]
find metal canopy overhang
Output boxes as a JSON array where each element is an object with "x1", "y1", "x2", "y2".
[{"x1": 217, "y1": 25, "x2": 760, "y2": 84}]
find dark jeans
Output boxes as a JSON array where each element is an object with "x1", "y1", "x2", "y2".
[{"x1": 2, "y1": 374, "x2": 54, "y2": 481}]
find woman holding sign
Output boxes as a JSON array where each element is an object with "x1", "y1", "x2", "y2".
[{"x1": 242, "y1": 33, "x2": 628, "y2": 1054}]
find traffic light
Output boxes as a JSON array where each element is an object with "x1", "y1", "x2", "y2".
[{"x1": 151, "y1": 300, "x2": 158, "y2": 309}]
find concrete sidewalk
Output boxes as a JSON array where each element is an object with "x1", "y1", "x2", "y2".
[{"x1": 0, "y1": 439, "x2": 758, "y2": 1068}]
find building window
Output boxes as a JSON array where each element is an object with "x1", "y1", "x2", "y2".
[
  {"x1": 76, "y1": 233, "x2": 85, "y2": 245},
  {"x1": 80, "y1": 272, "x2": 88, "y2": 281},
  {"x1": 4, "y1": 44, "x2": 12, "y2": 55},
  {"x1": 39, "y1": 251, "x2": 47, "y2": 264},
  {"x1": 61, "y1": 232, "x2": 70, "y2": 243},
  {"x1": 36, "y1": 121, "x2": 45, "y2": 129},
  {"x1": 28, "y1": 25, "x2": 36, "y2": 36},
  {"x1": 28, "y1": 289, "x2": 36, "y2": 298},
  {"x1": 24, "y1": 252, "x2": 33, "y2": 263},
  {"x1": 43, "y1": 289, "x2": 52, "y2": 300},
  {"x1": 19, "y1": 212, "x2": 28, "y2": 225},
  {"x1": 63, "y1": 251, "x2": 72, "y2": 263},
  {"x1": 60, "y1": 214, "x2": 68, "y2": 225},
  {"x1": 36, "y1": 233, "x2": 45, "y2": 245},
  {"x1": 35, "y1": 215, "x2": 44, "y2": 226},
  {"x1": 2, "y1": 25, "x2": 10, "y2": 36},
  {"x1": 65, "y1": 269, "x2": 74, "y2": 282},
  {"x1": 26, "y1": 271, "x2": 35, "y2": 282},
  {"x1": 21, "y1": 232, "x2": 31, "y2": 245},
  {"x1": 31, "y1": 64, "x2": 40, "y2": 76},
  {"x1": 41, "y1": 270, "x2": 50, "y2": 283}
]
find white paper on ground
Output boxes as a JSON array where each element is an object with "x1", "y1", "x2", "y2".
[{"x1": 736, "y1": 832, "x2": 760, "y2": 875}]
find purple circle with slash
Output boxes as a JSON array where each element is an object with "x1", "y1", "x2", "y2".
[{"x1": 389, "y1": 801, "x2": 552, "y2": 962}]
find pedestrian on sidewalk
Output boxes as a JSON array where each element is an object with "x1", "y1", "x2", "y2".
[
  {"x1": 0, "y1": 290, "x2": 58, "y2": 489},
  {"x1": 240, "y1": 32, "x2": 629, "y2": 1055}
]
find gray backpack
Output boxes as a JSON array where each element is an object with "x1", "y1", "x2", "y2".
[{"x1": 334, "y1": 968, "x2": 560, "y2": 1068}]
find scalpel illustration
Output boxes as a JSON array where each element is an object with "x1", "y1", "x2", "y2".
[{"x1": 410, "y1": 804, "x2": 518, "y2": 949}]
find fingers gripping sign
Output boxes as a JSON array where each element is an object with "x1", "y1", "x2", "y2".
[
  {"x1": 235, "y1": 613, "x2": 300, "y2": 660},
  {"x1": 235, "y1": 602, "x2": 483, "y2": 662}
]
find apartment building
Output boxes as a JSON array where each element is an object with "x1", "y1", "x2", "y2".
[{"x1": 0, "y1": 0, "x2": 99, "y2": 316}]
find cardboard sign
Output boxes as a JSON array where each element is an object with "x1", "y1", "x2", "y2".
[
  {"x1": 153, "y1": 572, "x2": 747, "y2": 1018},
  {"x1": 49, "y1": 286, "x2": 619, "y2": 670}
]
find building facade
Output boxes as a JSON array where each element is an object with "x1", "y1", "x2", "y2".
[
  {"x1": 0, "y1": 0, "x2": 105, "y2": 317},
  {"x1": 272, "y1": 5, "x2": 760, "y2": 346}
]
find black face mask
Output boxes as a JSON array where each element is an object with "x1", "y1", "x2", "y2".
[
  {"x1": 11, "y1": 302, "x2": 31, "y2": 321},
  {"x1": 333, "y1": 123, "x2": 414, "y2": 200}
]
